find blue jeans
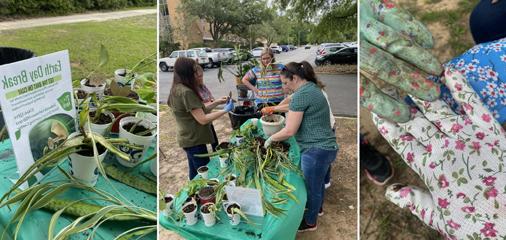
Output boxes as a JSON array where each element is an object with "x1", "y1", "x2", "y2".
[
  {"x1": 183, "y1": 144, "x2": 210, "y2": 180},
  {"x1": 301, "y1": 147, "x2": 337, "y2": 225}
]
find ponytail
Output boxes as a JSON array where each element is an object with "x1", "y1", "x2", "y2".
[{"x1": 280, "y1": 61, "x2": 318, "y2": 84}]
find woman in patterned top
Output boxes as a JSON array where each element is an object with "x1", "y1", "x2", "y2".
[
  {"x1": 263, "y1": 61, "x2": 338, "y2": 232},
  {"x1": 241, "y1": 47, "x2": 285, "y2": 109}
]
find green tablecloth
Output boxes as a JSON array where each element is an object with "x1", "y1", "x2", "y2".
[
  {"x1": 160, "y1": 120, "x2": 307, "y2": 240},
  {"x1": 0, "y1": 138, "x2": 157, "y2": 240}
]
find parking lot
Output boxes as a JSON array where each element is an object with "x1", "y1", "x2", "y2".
[{"x1": 159, "y1": 46, "x2": 357, "y2": 117}]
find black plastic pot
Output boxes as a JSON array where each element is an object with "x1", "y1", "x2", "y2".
[
  {"x1": 228, "y1": 106, "x2": 261, "y2": 130},
  {"x1": 0, "y1": 47, "x2": 36, "y2": 135}
]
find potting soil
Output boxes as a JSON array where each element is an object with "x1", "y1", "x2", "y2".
[
  {"x1": 0, "y1": 138, "x2": 157, "y2": 239},
  {"x1": 160, "y1": 119, "x2": 307, "y2": 240}
]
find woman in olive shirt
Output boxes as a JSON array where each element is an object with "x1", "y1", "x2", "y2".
[
  {"x1": 264, "y1": 61, "x2": 338, "y2": 232},
  {"x1": 168, "y1": 57, "x2": 234, "y2": 179}
]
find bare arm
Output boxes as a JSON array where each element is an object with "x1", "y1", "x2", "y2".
[
  {"x1": 203, "y1": 96, "x2": 228, "y2": 112},
  {"x1": 273, "y1": 95, "x2": 292, "y2": 113},
  {"x1": 241, "y1": 72, "x2": 258, "y2": 93},
  {"x1": 191, "y1": 108, "x2": 227, "y2": 125},
  {"x1": 269, "y1": 110, "x2": 303, "y2": 141}
]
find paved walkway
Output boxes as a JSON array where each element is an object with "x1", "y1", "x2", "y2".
[{"x1": 0, "y1": 8, "x2": 156, "y2": 31}]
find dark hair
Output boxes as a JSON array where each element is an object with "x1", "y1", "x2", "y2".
[
  {"x1": 280, "y1": 61, "x2": 318, "y2": 85},
  {"x1": 168, "y1": 57, "x2": 202, "y2": 105}
]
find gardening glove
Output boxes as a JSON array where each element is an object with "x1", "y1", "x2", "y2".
[
  {"x1": 261, "y1": 106, "x2": 275, "y2": 115},
  {"x1": 223, "y1": 99, "x2": 234, "y2": 112},
  {"x1": 373, "y1": 68, "x2": 506, "y2": 239},
  {"x1": 263, "y1": 137, "x2": 273, "y2": 148},
  {"x1": 360, "y1": 0, "x2": 443, "y2": 123}
]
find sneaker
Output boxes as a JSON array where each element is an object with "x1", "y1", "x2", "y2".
[
  {"x1": 318, "y1": 207, "x2": 324, "y2": 216},
  {"x1": 298, "y1": 221, "x2": 317, "y2": 232},
  {"x1": 360, "y1": 137, "x2": 394, "y2": 186},
  {"x1": 324, "y1": 182, "x2": 331, "y2": 189}
]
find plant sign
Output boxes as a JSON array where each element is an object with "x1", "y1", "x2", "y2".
[
  {"x1": 225, "y1": 186, "x2": 264, "y2": 216},
  {"x1": 0, "y1": 50, "x2": 76, "y2": 187}
]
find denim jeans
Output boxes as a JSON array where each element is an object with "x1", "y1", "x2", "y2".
[
  {"x1": 301, "y1": 147, "x2": 337, "y2": 225},
  {"x1": 183, "y1": 144, "x2": 210, "y2": 180}
]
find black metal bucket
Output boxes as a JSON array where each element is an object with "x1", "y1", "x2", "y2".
[{"x1": 228, "y1": 106, "x2": 261, "y2": 130}]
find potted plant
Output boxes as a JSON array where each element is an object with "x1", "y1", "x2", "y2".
[
  {"x1": 226, "y1": 202, "x2": 242, "y2": 226},
  {"x1": 80, "y1": 44, "x2": 109, "y2": 98},
  {"x1": 67, "y1": 132, "x2": 108, "y2": 187},
  {"x1": 218, "y1": 46, "x2": 258, "y2": 85},
  {"x1": 219, "y1": 153, "x2": 229, "y2": 168},
  {"x1": 225, "y1": 174, "x2": 237, "y2": 187},
  {"x1": 200, "y1": 202, "x2": 218, "y2": 227},
  {"x1": 260, "y1": 114, "x2": 285, "y2": 136},
  {"x1": 197, "y1": 166, "x2": 209, "y2": 179},
  {"x1": 197, "y1": 186, "x2": 215, "y2": 205},
  {"x1": 182, "y1": 201, "x2": 198, "y2": 226},
  {"x1": 117, "y1": 116, "x2": 156, "y2": 167},
  {"x1": 164, "y1": 193, "x2": 174, "y2": 216}
]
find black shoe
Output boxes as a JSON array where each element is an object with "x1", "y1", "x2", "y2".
[
  {"x1": 318, "y1": 207, "x2": 323, "y2": 216},
  {"x1": 360, "y1": 137, "x2": 394, "y2": 186},
  {"x1": 298, "y1": 221, "x2": 317, "y2": 232}
]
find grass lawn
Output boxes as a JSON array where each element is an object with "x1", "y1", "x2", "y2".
[{"x1": 1, "y1": 14, "x2": 156, "y2": 85}]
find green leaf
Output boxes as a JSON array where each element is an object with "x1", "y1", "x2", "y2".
[{"x1": 98, "y1": 43, "x2": 109, "y2": 68}]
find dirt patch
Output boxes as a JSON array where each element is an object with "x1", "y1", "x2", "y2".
[
  {"x1": 158, "y1": 105, "x2": 357, "y2": 239},
  {"x1": 315, "y1": 64, "x2": 357, "y2": 74}
]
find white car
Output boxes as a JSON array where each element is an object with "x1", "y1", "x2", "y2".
[
  {"x1": 159, "y1": 49, "x2": 209, "y2": 72},
  {"x1": 251, "y1": 47, "x2": 263, "y2": 58},
  {"x1": 191, "y1": 47, "x2": 224, "y2": 68},
  {"x1": 270, "y1": 46, "x2": 282, "y2": 54}
]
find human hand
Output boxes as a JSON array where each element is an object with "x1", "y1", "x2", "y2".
[
  {"x1": 360, "y1": 0, "x2": 443, "y2": 123},
  {"x1": 223, "y1": 99, "x2": 234, "y2": 112},
  {"x1": 373, "y1": 68, "x2": 506, "y2": 239},
  {"x1": 261, "y1": 106, "x2": 275, "y2": 115},
  {"x1": 263, "y1": 137, "x2": 273, "y2": 148},
  {"x1": 216, "y1": 96, "x2": 228, "y2": 104}
]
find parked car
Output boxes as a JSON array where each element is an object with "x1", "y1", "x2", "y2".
[
  {"x1": 279, "y1": 45, "x2": 290, "y2": 52},
  {"x1": 187, "y1": 49, "x2": 210, "y2": 68},
  {"x1": 270, "y1": 46, "x2": 282, "y2": 54},
  {"x1": 251, "y1": 47, "x2": 263, "y2": 58},
  {"x1": 304, "y1": 44, "x2": 311, "y2": 49},
  {"x1": 159, "y1": 50, "x2": 186, "y2": 72},
  {"x1": 213, "y1": 48, "x2": 235, "y2": 63},
  {"x1": 190, "y1": 47, "x2": 224, "y2": 68},
  {"x1": 288, "y1": 45, "x2": 297, "y2": 50},
  {"x1": 315, "y1": 46, "x2": 357, "y2": 65},
  {"x1": 317, "y1": 43, "x2": 345, "y2": 55}
]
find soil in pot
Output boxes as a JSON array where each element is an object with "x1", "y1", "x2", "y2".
[
  {"x1": 216, "y1": 142, "x2": 232, "y2": 150},
  {"x1": 164, "y1": 195, "x2": 173, "y2": 203},
  {"x1": 183, "y1": 204, "x2": 196, "y2": 213},
  {"x1": 123, "y1": 122, "x2": 152, "y2": 136},
  {"x1": 208, "y1": 179, "x2": 219, "y2": 187},
  {"x1": 76, "y1": 90, "x2": 87, "y2": 99},
  {"x1": 77, "y1": 143, "x2": 106, "y2": 157},
  {"x1": 226, "y1": 175, "x2": 236, "y2": 181},
  {"x1": 261, "y1": 115, "x2": 280, "y2": 123},
  {"x1": 197, "y1": 166, "x2": 208, "y2": 173},
  {"x1": 104, "y1": 88, "x2": 139, "y2": 100},
  {"x1": 83, "y1": 79, "x2": 104, "y2": 87},
  {"x1": 199, "y1": 186, "x2": 214, "y2": 198},
  {"x1": 89, "y1": 112, "x2": 113, "y2": 124},
  {"x1": 201, "y1": 204, "x2": 212, "y2": 214},
  {"x1": 226, "y1": 203, "x2": 240, "y2": 214}
]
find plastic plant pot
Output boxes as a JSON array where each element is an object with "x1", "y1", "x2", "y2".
[
  {"x1": 200, "y1": 202, "x2": 216, "y2": 227},
  {"x1": 235, "y1": 135, "x2": 244, "y2": 146},
  {"x1": 197, "y1": 166, "x2": 209, "y2": 179},
  {"x1": 228, "y1": 106, "x2": 261, "y2": 130},
  {"x1": 80, "y1": 79, "x2": 105, "y2": 98},
  {"x1": 226, "y1": 174, "x2": 237, "y2": 187},
  {"x1": 219, "y1": 154, "x2": 229, "y2": 168},
  {"x1": 226, "y1": 202, "x2": 241, "y2": 226},
  {"x1": 182, "y1": 202, "x2": 198, "y2": 226},
  {"x1": 198, "y1": 186, "x2": 216, "y2": 205},
  {"x1": 207, "y1": 178, "x2": 220, "y2": 187},
  {"x1": 164, "y1": 193, "x2": 174, "y2": 216},
  {"x1": 260, "y1": 114, "x2": 285, "y2": 136},
  {"x1": 67, "y1": 132, "x2": 107, "y2": 187},
  {"x1": 117, "y1": 117, "x2": 155, "y2": 167},
  {"x1": 88, "y1": 110, "x2": 115, "y2": 136}
]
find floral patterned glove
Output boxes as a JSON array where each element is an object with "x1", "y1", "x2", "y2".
[
  {"x1": 360, "y1": 0, "x2": 443, "y2": 123},
  {"x1": 373, "y1": 68, "x2": 506, "y2": 239}
]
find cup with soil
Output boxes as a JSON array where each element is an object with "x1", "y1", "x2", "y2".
[
  {"x1": 226, "y1": 174, "x2": 237, "y2": 187},
  {"x1": 219, "y1": 154, "x2": 229, "y2": 168},
  {"x1": 74, "y1": 89, "x2": 88, "y2": 107},
  {"x1": 216, "y1": 142, "x2": 232, "y2": 151},
  {"x1": 67, "y1": 132, "x2": 108, "y2": 187},
  {"x1": 114, "y1": 69, "x2": 134, "y2": 86},
  {"x1": 197, "y1": 166, "x2": 209, "y2": 179},
  {"x1": 234, "y1": 135, "x2": 244, "y2": 146},
  {"x1": 88, "y1": 110, "x2": 115, "y2": 136},
  {"x1": 260, "y1": 114, "x2": 285, "y2": 136},
  {"x1": 182, "y1": 202, "x2": 198, "y2": 226},
  {"x1": 198, "y1": 186, "x2": 216, "y2": 205},
  {"x1": 117, "y1": 117, "x2": 156, "y2": 167},
  {"x1": 200, "y1": 202, "x2": 217, "y2": 227},
  {"x1": 207, "y1": 178, "x2": 220, "y2": 187},
  {"x1": 164, "y1": 193, "x2": 174, "y2": 216},
  {"x1": 80, "y1": 79, "x2": 105, "y2": 98},
  {"x1": 226, "y1": 202, "x2": 242, "y2": 225}
]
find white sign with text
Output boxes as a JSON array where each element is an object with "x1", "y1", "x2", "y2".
[{"x1": 225, "y1": 186, "x2": 264, "y2": 216}]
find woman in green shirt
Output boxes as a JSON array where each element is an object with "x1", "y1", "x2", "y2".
[
  {"x1": 264, "y1": 61, "x2": 338, "y2": 232},
  {"x1": 168, "y1": 57, "x2": 234, "y2": 179}
]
